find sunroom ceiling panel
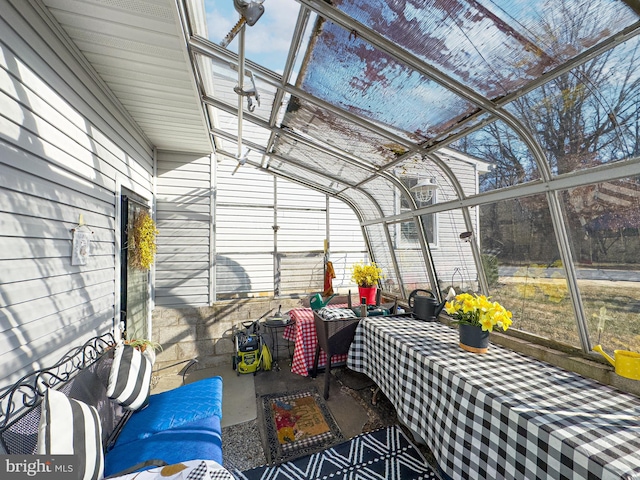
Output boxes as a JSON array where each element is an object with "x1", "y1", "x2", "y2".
[
  {"x1": 333, "y1": 0, "x2": 638, "y2": 101},
  {"x1": 267, "y1": 160, "x2": 349, "y2": 193},
  {"x1": 200, "y1": 55, "x2": 278, "y2": 123},
  {"x1": 272, "y1": 136, "x2": 372, "y2": 185},
  {"x1": 213, "y1": 108, "x2": 272, "y2": 150},
  {"x1": 395, "y1": 153, "x2": 462, "y2": 202},
  {"x1": 298, "y1": 16, "x2": 476, "y2": 143},
  {"x1": 359, "y1": 176, "x2": 404, "y2": 218},
  {"x1": 505, "y1": 34, "x2": 640, "y2": 175},
  {"x1": 339, "y1": 189, "x2": 382, "y2": 222},
  {"x1": 280, "y1": 96, "x2": 411, "y2": 168}
]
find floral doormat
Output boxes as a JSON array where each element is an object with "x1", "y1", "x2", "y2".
[{"x1": 260, "y1": 387, "x2": 344, "y2": 464}]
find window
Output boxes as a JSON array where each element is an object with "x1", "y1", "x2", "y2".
[{"x1": 397, "y1": 177, "x2": 436, "y2": 247}]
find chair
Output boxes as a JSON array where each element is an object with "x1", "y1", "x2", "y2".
[{"x1": 311, "y1": 311, "x2": 361, "y2": 399}]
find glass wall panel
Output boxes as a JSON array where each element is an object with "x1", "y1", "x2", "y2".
[
  {"x1": 559, "y1": 179, "x2": 640, "y2": 353},
  {"x1": 364, "y1": 223, "x2": 397, "y2": 295},
  {"x1": 432, "y1": 208, "x2": 478, "y2": 295},
  {"x1": 480, "y1": 195, "x2": 579, "y2": 347},
  {"x1": 505, "y1": 35, "x2": 640, "y2": 175}
]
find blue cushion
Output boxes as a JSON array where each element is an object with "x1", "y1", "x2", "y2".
[
  {"x1": 104, "y1": 416, "x2": 223, "y2": 477},
  {"x1": 115, "y1": 377, "x2": 223, "y2": 446}
]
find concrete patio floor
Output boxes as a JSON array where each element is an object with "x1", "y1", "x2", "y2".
[{"x1": 152, "y1": 348, "x2": 440, "y2": 475}]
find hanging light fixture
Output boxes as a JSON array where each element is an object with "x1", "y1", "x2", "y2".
[{"x1": 410, "y1": 178, "x2": 438, "y2": 203}]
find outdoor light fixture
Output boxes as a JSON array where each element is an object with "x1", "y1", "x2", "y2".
[
  {"x1": 410, "y1": 178, "x2": 438, "y2": 203},
  {"x1": 459, "y1": 231, "x2": 473, "y2": 242}
]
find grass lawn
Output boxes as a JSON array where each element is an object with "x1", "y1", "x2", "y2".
[{"x1": 490, "y1": 278, "x2": 640, "y2": 352}]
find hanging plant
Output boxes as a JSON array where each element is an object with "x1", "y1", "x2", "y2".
[{"x1": 129, "y1": 211, "x2": 158, "y2": 270}]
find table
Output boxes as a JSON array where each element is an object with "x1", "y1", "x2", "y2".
[
  {"x1": 262, "y1": 319, "x2": 293, "y2": 371},
  {"x1": 283, "y1": 305, "x2": 348, "y2": 376},
  {"x1": 347, "y1": 317, "x2": 640, "y2": 480}
]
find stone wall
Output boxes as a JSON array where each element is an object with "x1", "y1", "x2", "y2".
[{"x1": 151, "y1": 297, "x2": 308, "y2": 374}]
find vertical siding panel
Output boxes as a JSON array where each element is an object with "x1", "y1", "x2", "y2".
[{"x1": 0, "y1": 1, "x2": 153, "y2": 388}]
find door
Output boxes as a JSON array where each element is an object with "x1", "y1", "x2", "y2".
[{"x1": 120, "y1": 192, "x2": 150, "y2": 340}]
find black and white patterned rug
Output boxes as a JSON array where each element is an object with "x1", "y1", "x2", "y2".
[{"x1": 234, "y1": 425, "x2": 438, "y2": 480}]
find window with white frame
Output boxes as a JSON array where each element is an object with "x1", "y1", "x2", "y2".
[{"x1": 397, "y1": 177, "x2": 437, "y2": 247}]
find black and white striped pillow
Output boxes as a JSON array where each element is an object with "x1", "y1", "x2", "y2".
[
  {"x1": 38, "y1": 388, "x2": 104, "y2": 480},
  {"x1": 106, "y1": 343, "x2": 152, "y2": 411}
]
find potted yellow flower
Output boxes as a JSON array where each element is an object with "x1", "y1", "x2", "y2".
[
  {"x1": 351, "y1": 262, "x2": 383, "y2": 305},
  {"x1": 444, "y1": 293, "x2": 513, "y2": 354}
]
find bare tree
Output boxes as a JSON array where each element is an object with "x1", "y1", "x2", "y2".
[{"x1": 458, "y1": 7, "x2": 640, "y2": 264}]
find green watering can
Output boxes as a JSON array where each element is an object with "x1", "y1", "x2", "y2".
[{"x1": 310, "y1": 293, "x2": 337, "y2": 310}]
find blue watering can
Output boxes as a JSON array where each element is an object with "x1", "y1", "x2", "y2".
[{"x1": 310, "y1": 293, "x2": 337, "y2": 310}]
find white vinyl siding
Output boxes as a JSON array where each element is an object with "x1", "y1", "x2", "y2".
[
  {"x1": 155, "y1": 151, "x2": 213, "y2": 307},
  {"x1": 215, "y1": 160, "x2": 275, "y2": 297},
  {"x1": 0, "y1": 1, "x2": 153, "y2": 388},
  {"x1": 212, "y1": 159, "x2": 367, "y2": 298}
]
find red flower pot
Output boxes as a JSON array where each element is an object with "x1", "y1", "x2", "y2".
[{"x1": 358, "y1": 286, "x2": 377, "y2": 306}]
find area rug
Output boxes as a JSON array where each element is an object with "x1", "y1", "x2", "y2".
[
  {"x1": 235, "y1": 424, "x2": 438, "y2": 480},
  {"x1": 259, "y1": 387, "x2": 344, "y2": 464}
]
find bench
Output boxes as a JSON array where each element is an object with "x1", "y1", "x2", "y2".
[{"x1": 0, "y1": 333, "x2": 228, "y2": 479}]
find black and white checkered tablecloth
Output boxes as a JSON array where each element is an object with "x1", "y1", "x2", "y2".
[{"x1": 347, "y1": 317, "x2": 640, "y2": 480}]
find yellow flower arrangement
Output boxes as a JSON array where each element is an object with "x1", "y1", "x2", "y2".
[
  {"x1": 351, "y1": 262, "x2": 383, "y2": 288},
  {"x1": 130, "y1": 211, "x2": 159, "y2": 270},
  {"x1": 444, "y1": 293, "x2": 513, "y2": 332}
]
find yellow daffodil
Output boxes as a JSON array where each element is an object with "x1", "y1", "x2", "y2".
[
  {"x1": 445, "y1": 292, "x2": 513, "y2": 332},
  {"x1": 351, "y1": 262, "x2": 384, "y2": 287}
]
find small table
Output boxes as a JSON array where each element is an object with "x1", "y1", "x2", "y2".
[
  {"x1": 283, "y1": 305, "x2": 348, "y2": 376},
  {"x1": 262, "y1": 319, "x2": 293, "y2": 371}
]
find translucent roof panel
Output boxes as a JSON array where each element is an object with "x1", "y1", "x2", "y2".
[
  {"x1": 298, "y1": 17, "x2": 476, "y2": 142},
  {"x1": 213, "y1": 107, "x2": 273, "y2": 150},
  {"x1": 394, "y1": 153, "x2": 464, "y2": 202},
  {"x1": 334, "y1": 0, "x2": 637, "y2": 100},
  {"x1": 198, "y1": 54, "x2": 278, "y2": 123},
  {"x1": 450, "y1": 119, "x2": 541, "y2": 191},
  {"x1": 340, "y1": 188, "x2": 383, "y2": 222},
  {"x1": 358, "y1": 176, "x2": 407, "y2": 218},
  {"x1": 279, "y1": 95, "x2": 411, "y2": 167},
  {"x1": 504, "y1": 34, "x2": 640, "y2": 175},
  {"x1": 266, "y1": 158, "x2": 350, "y2": 194},
  {"x1": 272, "y1": 135, "x2": 373, "y2": 185}
]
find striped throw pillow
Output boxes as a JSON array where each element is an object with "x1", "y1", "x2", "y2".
[
  {"x1": 107, "y1": 344, "x2": 152, "y2": 411},
  {"x1": 38, "y1": 388, "x2": 104, "y2": 480}
]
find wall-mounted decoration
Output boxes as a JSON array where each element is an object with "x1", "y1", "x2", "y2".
[
  {"x1": 71, "y1": 215, "x2": 94, "y2": 266},
  {"x1": 129, "y1": 211, "x2": 158, "y2": 270}
]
